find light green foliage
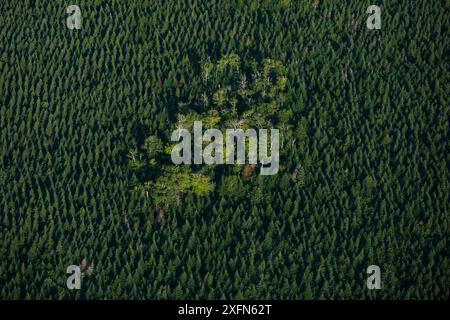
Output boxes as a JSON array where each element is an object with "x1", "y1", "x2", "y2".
[
  {"x1": 143, "y1": 135, "x2": 164, "y2": 160},
  {"x1": 176, "y1": 54, "x2": 290, "y2": 133},
  {"x1": 131, "y1": 55, "x2": 292, "y2": 211}
]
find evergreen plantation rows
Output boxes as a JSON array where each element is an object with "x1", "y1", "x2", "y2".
[{"x1": 0, "y1": 0, "x2": 448, "y2": 299}]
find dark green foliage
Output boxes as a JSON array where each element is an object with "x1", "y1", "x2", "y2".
[{"x1": 0, "y1": 0, "x2": 448, "y2": 299}]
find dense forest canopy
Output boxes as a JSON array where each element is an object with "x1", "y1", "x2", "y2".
[
  {"x1": 0, "y1": 0, "x2": 448, "y2": 299},
  {"x1": 130, "y1": 55, "x2": 290, "y2": 213}
]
